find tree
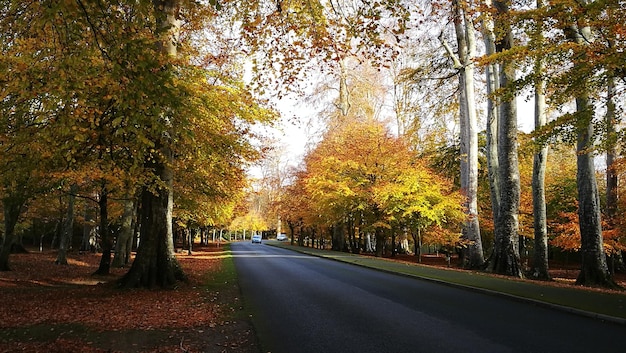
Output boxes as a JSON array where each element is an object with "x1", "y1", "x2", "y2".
[
  {"x1": 559, "y1": 0, "x2": 616, "y2": 288},
  {"x1": 55, "y1": 185, "x2": 77, "y2": 265},
  {"x1": 484, "y1": 0, "x2": 523, "y2": 277},
  {"x1": 0, "y1": 1, "x2": 62, "y2": 270},
  {"x1": 476, "y1": 0, "x2": 625, "y2": 287},
  {"x1": 301, "y1": 115, "x2": 462, "y2": 257},
  {"x1": 112, "y1": 195, "x2": 136, "y2": 268},
  {"x1": 235, "y1": 0, "x2": 409, "y2": 97},
  {"x1": 529, "y1": 0, "x2": 551, "y2": 281},
  {"x1": 480, "y1": 0, "x2": 501, "y2": 230},
  {"x1": 440, "y1": 0, "x2": 485, "y2": 269},
  {"x1": 120, "y1": 0, "x2": 191, "y2": 288}
]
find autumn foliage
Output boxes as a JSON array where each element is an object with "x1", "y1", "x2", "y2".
[{"x1": 280, "y1": 117, "x2": 463, "y2": 255}]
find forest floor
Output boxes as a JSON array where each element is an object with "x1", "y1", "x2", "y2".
[
  {"x1": 0, "y1": 243, "x2": 258, "y2": 353},
  {"x1": 1, "y1": 243, "x2": 624, "y2": 353}
]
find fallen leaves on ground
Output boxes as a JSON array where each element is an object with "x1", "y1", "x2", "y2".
[{"x1": 0, "y1": 244, "x2": 256, "y2": 353}]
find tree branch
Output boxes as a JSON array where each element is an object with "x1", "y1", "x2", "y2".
[{"x1": 438, "y1": 32, "x2": 463, "y2": 69}]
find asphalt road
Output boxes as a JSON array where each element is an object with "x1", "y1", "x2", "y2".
[{"x1": 232, "y1": 242, "x2": 626, "y2": 353}]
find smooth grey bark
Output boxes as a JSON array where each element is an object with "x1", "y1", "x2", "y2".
[
  {"x1": 55, "y1": 185, "x2": 77, "y2": 265},
  {"x1": 530, "y1": 0, "x2": 550, "y2": 281},
  {"x1": 530, "y1": 94, "x2": 550, "y2": 280},
  {"x1": 119, "y1": 0, "x2": 185, "y2": 288},
  {"x1": 481, "y1": 0, "x2": 500, "y2": 222},
  {"x1": 563, "y1": 9, "x2": 616, "y2": 288},
  {"x1": 574, "y1": 97, "x2": 615, "y2": 287},
  {"x1": 487, "y1": 0, "x2": 522, "y2": 278},
  {"x1": 445, "y1": 0, "x2": 484, "y2": 268}
]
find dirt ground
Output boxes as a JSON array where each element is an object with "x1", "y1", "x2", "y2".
[{"x1": 0, "y1": 244, "x2": 259, "y2": 353}]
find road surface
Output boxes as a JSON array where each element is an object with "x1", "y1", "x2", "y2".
[{"x1": 232, "y1": 242, "x2": 626, "y2": 353}]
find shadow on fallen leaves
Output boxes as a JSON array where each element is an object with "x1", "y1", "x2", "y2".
[{"x1": 0, "y1": 243, "x2": 258, "y2": 353}]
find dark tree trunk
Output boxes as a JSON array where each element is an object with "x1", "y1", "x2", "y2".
[
  {"x1": 113, "y1": 197, "x2": 135, "y2": 268},
  {"x1": 331, "y1": 224, "x2": 342, "y2": 251},
  {"x1": 50, "y1": 198, "x2": 63, "y2": 250},
  {"x1": 605, "y1": 78, "x2": 618, "y2": 221},
  {"x1": 604, "y1": 78, "x2": 624, "y2": 273},
  {"x1": 0, "y1": 195, "x2": 25, "y2": 271},
  {"x1": 119, "y1": 147, "x2": 185, "y2": 288},
  {"x1": 413, "y1": 228, "x2": 422, "y2": 263},
  {"x1": 55, "y1": 185, "x2": 77, "y2": 265},
  {"x1": 298, "y1": 226, "x2": 305, "y2": 247},
  {"x1": 374, "y1": 228, "x2": 385, "y2": 257},
  {"x1": 94, "y1": 188, "x2": 112, "y2": 275},
  {"x1": 81, "y1": 203, "x2": 95, "y2": 252},
  {"x1": 187, "y1": 227, "x2": 194, "y2": 255},
  {"x1": 288, "y1": 221, "x2": 295, "y2": 246},
  {"x1": 391, "y1": 230, "x2": 397, "y2": 257}
]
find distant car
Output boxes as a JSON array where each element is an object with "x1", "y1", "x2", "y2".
[
  {"x1": 251, "y1": 234, "x2": 262, "y2": 244},
  {"x1": 277, "y1": 233, "x2": 288, "y2": 241}
]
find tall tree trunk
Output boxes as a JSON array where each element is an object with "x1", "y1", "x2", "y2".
[
  {"x1": 487, "y1": 0, "x2": 523, "y2": 277},
  {"x1": 112, "y1": 197, "x2": 135, "y2": 268},
  {"x1": 530, "y1": 0, "x2": 551, "y2": 281},
  {"x1": 574, "y1": 96, "x2": 615, "y2": 287},
  {"x1": 119, "y1": 0, "x2": 185, "y2": 288},
  {"x1": 605, "y1": 77, "x2": 624, "y2": 272},
  {"x1": 530, "y1": 85, "x2": 550, "y2": 280},
  {"x1": 55, "y1": 185, "x2": 77, "y2": 265},
  {"x1": 374, "y1": 228, "x2": 385, "y2": 257},
  {"x1": 94, "y1": 187, "x2": 112, "y2": 275},
  {"x1": 605, "y1": 77, "x2": 618, "y2": 220},
  {"x1": 562, "y1": 6, "x2": 617, "y2": 288},
  {"x1": 447, "y1": 0, "x2": 484, "y2": 268},
  {"x1": 120, "y1": 151, "x2": 185, "y2": 287},
  {"x1": 482, "y1": 0, "x2": 500, "y2": 222},
  {"x1": 0, "y1": 194, "x2": 26, "y2": 271},
  {"x1": 413, "y1": 227, "x2": 422, "y2": 263}
]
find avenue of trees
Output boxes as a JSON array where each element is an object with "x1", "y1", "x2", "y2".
[
  {"x1": 1, "y1": 0, "x2": 625, "y2": 291},
  {"x1": 246, "y1": 0, "x2": 626, "y2": 289},
  {"x1": 0, "y1": 1, "x2": 273, "y2": 287}
]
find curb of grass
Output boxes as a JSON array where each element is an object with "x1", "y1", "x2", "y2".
[{"x1": 267, "y1": 241, "x2": 626, "y2": 326}]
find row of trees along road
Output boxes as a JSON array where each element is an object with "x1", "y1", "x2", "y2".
[
  {"x1": 0, "y1": 0, "x2": 410, "y2": 289},
  {"x1": 250, "y1": 0, "x2": 626, "y2": 290},
  {"x1": 0, "y1": 1, "x2": 275, "y2": 288},
  {"x1": 1, "y1": 1, "x2": 625, "y2": 290}
]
